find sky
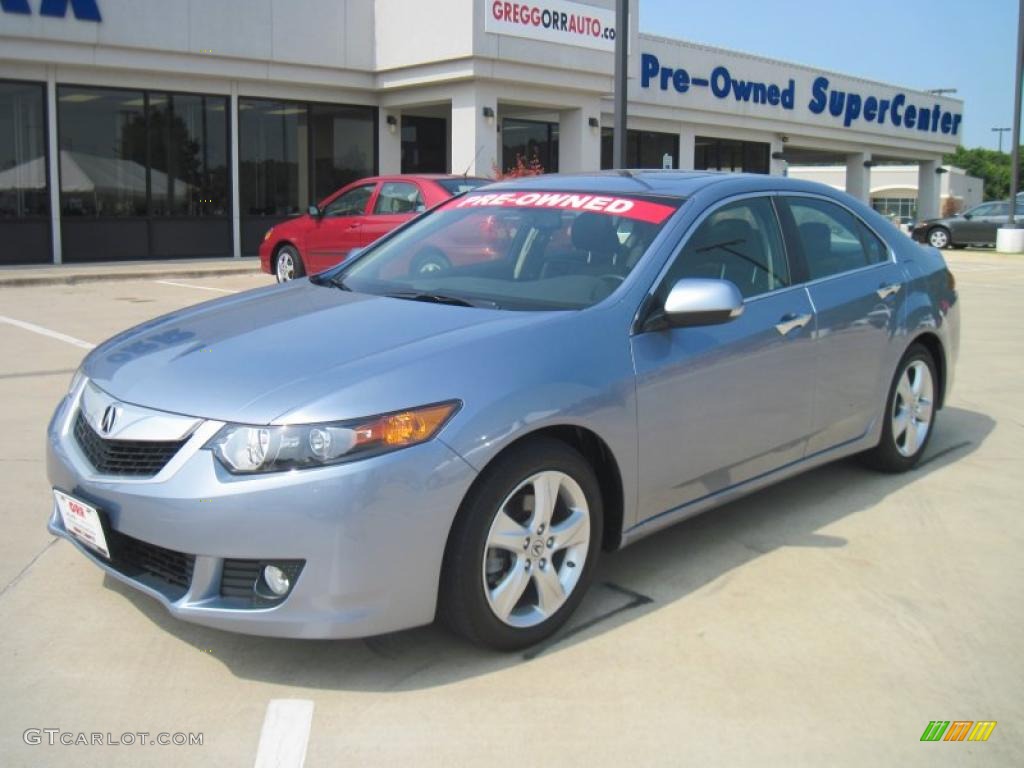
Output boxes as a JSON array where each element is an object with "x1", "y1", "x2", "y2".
[{"x1": 639, "y1": 0, "x2": 1019, "y2": 151}]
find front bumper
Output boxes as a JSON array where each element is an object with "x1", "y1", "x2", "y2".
[
  {"x1": 257, "y1": 239, "x2": 274, "y2": 274},
  {"x1": 46, "y1": 385, "x2": 477, "y2": 639}
]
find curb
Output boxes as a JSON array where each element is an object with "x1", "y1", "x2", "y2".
[{"x1": 0, "y1": 264, "x2": 262, "y2": 288}]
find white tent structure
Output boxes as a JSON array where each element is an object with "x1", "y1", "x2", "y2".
[{"x1": 0, "y1": 150, "x2": 192, "y2": 212}]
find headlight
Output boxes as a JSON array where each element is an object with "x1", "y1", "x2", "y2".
[
  {"x1": 263, "y1": 228, "x2": 275, "y2": 242},
  {"x1": 205, "y1": 401, "x2": 460, "y2": 474}
]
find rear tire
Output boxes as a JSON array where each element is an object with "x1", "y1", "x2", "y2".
[
  {"x1": 275, "y1": 245, "x2": 305, "y2": 283},
  {"x1": 861, "y1": 344, "x2": 938, "y2": 473},
  {"x1": 440, "y1": 438, "x2": 603, "y2": 651}
]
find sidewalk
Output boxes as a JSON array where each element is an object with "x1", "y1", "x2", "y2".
[{"x1": 0, "y1": 257, "x2": 262, "y2": 288}]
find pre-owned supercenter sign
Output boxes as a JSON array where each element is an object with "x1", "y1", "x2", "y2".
[
  {"x1": 640, "y1": 51, "x2": 963, "y2": 138},
  {"x1": 485, "y1": 0, "x2": 616, "y2": 52}
]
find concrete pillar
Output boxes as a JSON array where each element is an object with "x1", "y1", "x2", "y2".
[
  {"x1": 558, "y1": 107, "x2": 601, "y2": 173},
  {"x1": 769, "y1": 139, "x2": 786, "y2": 176},
  {"x1": 229, "y1": 83, "x2": 241, "y2": 258},
  {"x1": 917, "y1": 158, "x2": 941, "y2": 221},
  {"x1": 678, "y1": 127, "x2": 696, "y2": 170},
  {"x1": 845, "y1": 152, "x2": 871, "y2": 203},
  {"x1": 46, "y1": 66, "x2": 62, "y2": 264},
  {"x1": 379, "y1": 108, "x2": 401, "y2": 175},
  {"x1": 451, "y1": 85, "x2": 498, "y2": 177}
]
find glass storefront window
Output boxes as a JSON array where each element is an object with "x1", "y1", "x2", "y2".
[
  {"x1": 694, "y1": 136, "x2": 769, "y2": 174},
  {"x1": 0, "y1": 80, "x2": 48, "y2": 219},
  {"x1": 501, "y1": 118, "x2": 558, "y2": 174},
  {"x1": 600, "y1": 129, "x2": 679, "y2": 170},
  {"x1": 239, "y1": 99, "x2": 307, "y2": 217},
  {"x1": 58, "y1": 86, "x2": 147, "y2": 217},
  {"x1": 57, "y1": 86, "x2": 228, "y2": 218},
  {"x1": 310, "y1": 103, "x2": 375, "y2": 202},
  {"x1": 148, "y1": 93, "x2": 229, "y2": 217},
  {"x1": 872, "y1": 197, "x2": 917, "y2": 222},
  {"x1": 239, "y1": 98, "x2": 376, "y2": 217}
]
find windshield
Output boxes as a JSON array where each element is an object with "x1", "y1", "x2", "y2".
[
  {"x1": 332, "y1": 190, "x2": 683, "y2": 310},
  {"x1": 435, "y1": 177, "x2": 491, "y2": 195}
]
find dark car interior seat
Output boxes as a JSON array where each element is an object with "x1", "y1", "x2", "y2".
[
  {"x1": 686, "y1": 217, "x2": 771, "y2": 298},
  {"x1": 798, "y1": 221, "x2": 839, "y2": 279},
  {"x1": 540, "y1": 213, "x2": 623, "y2": 279}
]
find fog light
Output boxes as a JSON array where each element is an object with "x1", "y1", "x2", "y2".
[{"x1": 262, "y1": 565, "x2": 290, "y2": 596}]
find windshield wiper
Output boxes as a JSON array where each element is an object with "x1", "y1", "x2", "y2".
[
  {"x1": 385, "y1": 291, "x2": 497, "y2": 309},
  {"x1": 309, "y1": 273, "x2": 350, "y2": 289}
]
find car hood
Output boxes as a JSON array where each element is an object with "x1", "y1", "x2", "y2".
[{"x1": 83, "y1": 280, "x2": 554, "y2": 424}]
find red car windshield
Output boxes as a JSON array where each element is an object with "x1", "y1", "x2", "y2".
[{"x1": 333, "y1": 190, "x2": 683, "y2": 310}]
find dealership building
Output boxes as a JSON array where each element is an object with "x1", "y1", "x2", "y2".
[{"x1": 0, "y1": 0, "x2": 965, "y2": 265}]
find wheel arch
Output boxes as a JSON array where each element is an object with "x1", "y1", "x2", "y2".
[
  {"x1": 446, "y1": 425, "x2": 626, "y2": 558},
  {"x1": 908, "y1": 331, "x2": 947, "y2": 408}
]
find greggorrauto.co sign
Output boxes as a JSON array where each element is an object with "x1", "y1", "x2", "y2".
[{"x1": 485, "y1": 0, "x2": 616, "y2": 52}]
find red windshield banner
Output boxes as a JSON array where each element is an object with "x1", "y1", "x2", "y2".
[{"x1": 445, "y1": 191, "x2": 678, "y2": 224}]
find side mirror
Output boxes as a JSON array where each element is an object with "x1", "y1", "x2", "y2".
[
  {"x1": 661, "y1": 278, "x2": 744, "y2": 328},
  {"x1": 962, "y1": 212, "x2": 972, "y2": 220},
  {"x1": 308, "y1": 204, "x2": 322, "y2": 218}
]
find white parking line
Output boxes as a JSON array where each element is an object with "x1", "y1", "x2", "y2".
[
  {"x1": 253, "y1": 699, "x2": 315, "y2": 768},
  {"x1": 155, "y1": 280, "x2": 238, "y2": 294},
  {"x1": 0, "y1": 315, "x2": 95, "y2": 349}
]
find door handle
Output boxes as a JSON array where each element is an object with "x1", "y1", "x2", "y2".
[
  {"x1": 775, "y1": 313, "x2": 812, "y2": 336},
  {"x1": 876, "y1": 283, "x2": 901, "y2": 299},
  {"x1": 346, "y1": 222, "x2": 361, "y2": 230}
]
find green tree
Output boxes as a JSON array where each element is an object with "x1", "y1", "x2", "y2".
[{"x1": 942, "y1": 146, "x2": 1020, "y2": 201}]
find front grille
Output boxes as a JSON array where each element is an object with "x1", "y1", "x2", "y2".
[
  {"x1": 74, "y1": 411, "x2": 186, "y2": 477},
  {"x1": 107, "y1": 529, "x2": 195, "y2": 600}
]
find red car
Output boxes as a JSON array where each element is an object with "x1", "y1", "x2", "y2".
[{"x1": 259, "y1": 175, "x2": 491, "y2": 282}]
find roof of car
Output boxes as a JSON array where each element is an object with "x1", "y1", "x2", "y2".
[
  {"x1": 482, "y1": 169, "x2": 865, "y2": 201},
  {"x1": 481, "y1": 170, "x2": 748, "y2": 196},
  {"x1": 367, "y1": 174, "x2": 490, "y2": 182}
]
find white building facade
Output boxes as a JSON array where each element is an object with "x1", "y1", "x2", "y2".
[
  {"x1": 787, "y1": 164, "x2": 983, "y2": 223},
  {"x1": 0, "y1": 0, "x2": 965, "y2": 264}
]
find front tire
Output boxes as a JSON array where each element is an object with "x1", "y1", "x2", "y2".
[
  {"x1": 927, "y1": 227, "x2": 951, "y2": 249},
  {"x1": 862, "y1": 344, "x2": 938, "y2": 472},
  {"x1": 275, "y1": 245, "x2": 305, "y2": 283},
  {"x1": 440, "y1": 438, "x2": 603, "y2": 651}
]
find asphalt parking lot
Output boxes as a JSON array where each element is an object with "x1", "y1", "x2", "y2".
[{"x1": 0, "y1": 252, "x2": 1021, "y2": 766}]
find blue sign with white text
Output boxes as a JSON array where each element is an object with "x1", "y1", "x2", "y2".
[{"x1": 640, "y1": 52, "x2": 961, "y2": 137}]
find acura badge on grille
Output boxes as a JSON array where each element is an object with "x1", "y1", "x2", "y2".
[{"x1": 100, "y1": 404, "x2": 119, "y2": 435}]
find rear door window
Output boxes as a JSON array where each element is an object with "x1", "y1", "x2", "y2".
[
  {"x1": 373, "y1": 182, "x2": 425, "y2": 215},
  {"x1": 783, "y1": 197, "x2": 884, "y2": 280}
]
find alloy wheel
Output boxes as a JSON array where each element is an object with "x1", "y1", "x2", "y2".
[
  {"x1": 276, "y1": 250, "x2": 295, "y2": 282},
  {"x1": 928, "y1": 229, "x2": 949, "y2": 249},
  {"x1": 482, "y1": 470, "x2": 591, "y2": 628},
  {"x1": 891, "y1": 360, "x2": 934, "y2": 457}
]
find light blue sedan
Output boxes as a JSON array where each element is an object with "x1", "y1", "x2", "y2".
[{"x1": 46, "y1": 172, "x2": 959, "y2": 650}]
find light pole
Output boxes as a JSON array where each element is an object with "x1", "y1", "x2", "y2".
[
  {"x1": 998, "y1": 0, "x2": 1024, "y2": 250},
  {"x1": 993, "y1": 126, "x2": 1011, "y2": 153},
  {"x1": 612, "y1": 0, "x2": 629, "y2": 169}
]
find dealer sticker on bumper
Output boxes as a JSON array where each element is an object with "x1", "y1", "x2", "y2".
[{"x1": 54, "y1": 490, "x2": 110, "y2": 559}]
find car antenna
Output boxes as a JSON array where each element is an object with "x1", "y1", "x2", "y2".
[
  {"x1": 462, "y1": 144, "x2": 485, "y2": 177},
  {"x1": 617, "y1": 169, "x2": 654, "y2": 191}
]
